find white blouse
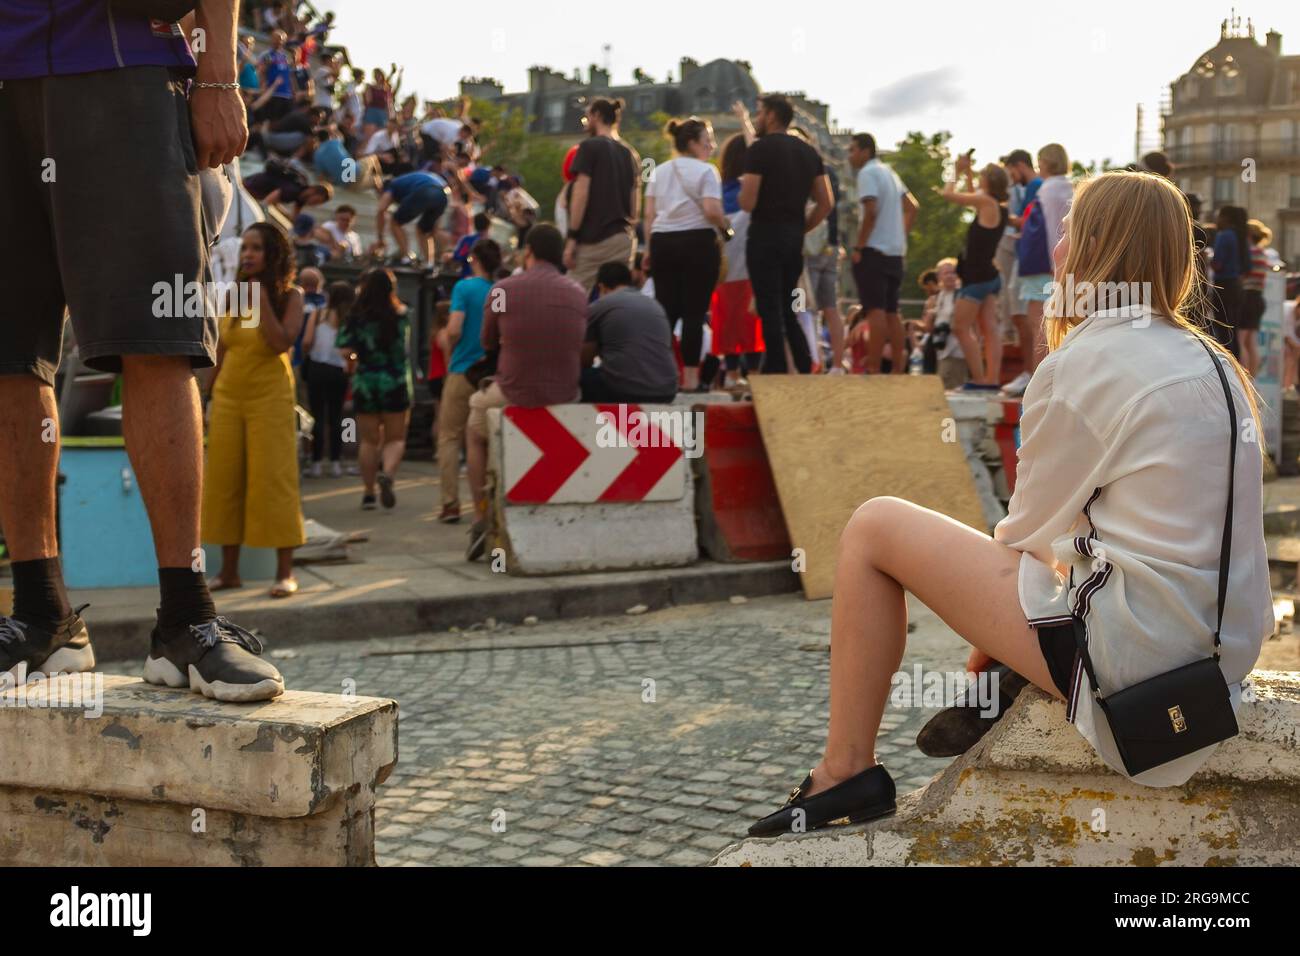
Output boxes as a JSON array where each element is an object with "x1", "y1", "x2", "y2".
[{"x1": 994, "y1": 308, "x2": 1273, "y2": 786}]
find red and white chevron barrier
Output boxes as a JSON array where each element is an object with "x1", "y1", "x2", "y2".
[{"x1": 501, "y1": 404, "x2": 691, "y2": 504}]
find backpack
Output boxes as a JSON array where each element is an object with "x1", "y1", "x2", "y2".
[{"x1": 1017, "y1": 198, "x2": 1053, "y2": 276}]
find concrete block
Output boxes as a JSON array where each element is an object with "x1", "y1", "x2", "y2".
[
  {"x1": 487, "y1": 407, "x2": 698, "y2": 575},
  {"x1": 713, "y1": 671, "x2": 1300, "y2": 867},
  {"x1": 0, "y1": 674, "x2": 397, "y2": 866}
]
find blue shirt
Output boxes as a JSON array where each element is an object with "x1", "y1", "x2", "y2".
[
  {"x1": 1213, "y1": 229, "x2": 1241, "y2": 279},
  {"x1": 1022, "y1": 177, "x2": 1043, "y2": 209},
  {"x1": 260, "y1": 49, "x2": 294, "y2": 99},
  {"x1": 448, "y1": 277, "x2": 491, "y2": 374},
  {"x1": 314, "y1": 139, "x2": 349, "y2": 185},
  {"x1": 722, "y1": 179, "x2": 743, "y2": 215},
  {"x1": 1, "y1": 1, "x2": 196, "y2": 80},
  {"x1": 386, "y1": 172, "x2": 447, "y2": 201}
]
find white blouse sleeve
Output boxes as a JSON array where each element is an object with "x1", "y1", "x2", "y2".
[{"x1": 993, "y1": 381, "x2": 1109, "y2": 566}]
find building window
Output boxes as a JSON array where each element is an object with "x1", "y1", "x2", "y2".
[
  {"x1": 695, "y1": 88, "x2": 715, "y2": 112},
  {"x1": 545, "y1": 99, "x2": 564, "y2": 133},
  {"x1": 634, "y1": 92, "x2": 654, "y2": 114},
  {"x1": 1214, "y1": 177, "x2": 1236, "y2": 204},
  {"x1": 1182, "y1": 76, "x2": 1199, "y2": 101},
  {"x1": 1216, "y1": 72, "x2": 1238, "y2": 96},
  {"x1": 1291, "y1": 175, "x2": 1300, "y2": 208}
]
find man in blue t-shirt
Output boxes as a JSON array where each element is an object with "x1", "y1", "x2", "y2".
[
  {"x1": 435, "y1": 238, "x2": 503, "y2": 523},
  {"x1": 997, "y1": 149, "x2": 1044, "y2": 395},
  {"x1": 374, "y1": 171, "x2": 450, "y2": 268},
  {"x1": 256, "y1": 30, "x2": 296, "y2": 122},
  {"x1": 449, "y1": 213, "x2": 492, "y2": 278}
]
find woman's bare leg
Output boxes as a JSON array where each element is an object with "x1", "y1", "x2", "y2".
[
  {"x1": 356, "y1": 413, "x2": 381, "y2": 494},
  {"x1": 979, "y1": 296, "x2": 1002, "y2": 385},
  {"x1": 379, "y1": 410, "x2": 409, "y2": 476},
  {"x1": 808, "y1": 496, "x2": 1063, "y2": 796},
  {"x1": 951, "y1": 297, "x2": 985, "y2": 382}
]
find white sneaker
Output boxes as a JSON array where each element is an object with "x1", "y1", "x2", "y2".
[
  {"x1": 306, "y1": 462, "x2": 322, "y2": 479},
  {"x1": 827, "y1": 366, "x2": 846, "y2": 376},
  {"x1": 1001, "y1": 371, "x2": 1032, "y2": 396},
  {"x1": 330, "y1": 461, "x2": 344, "y2": 478}
]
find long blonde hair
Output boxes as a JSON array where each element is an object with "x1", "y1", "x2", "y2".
[{"x1": 1044, "y1": 170, "x2": 1260, "y2": 428}]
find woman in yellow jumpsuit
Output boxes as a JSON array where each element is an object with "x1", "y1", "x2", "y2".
[{"x1": 201, "y1": 222, "x2": 306, "y2": 598}]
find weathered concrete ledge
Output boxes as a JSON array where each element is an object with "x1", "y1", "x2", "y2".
[
  {"x1": 0, "y1": 675, "x2": 397, "y2": 866},
  {"x1": 713, "y1": 670, "x2": 1300, "y2": 867}
]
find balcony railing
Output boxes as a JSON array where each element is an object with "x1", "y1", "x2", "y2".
[{"x1": 1165, "y1": 138, "x2": 1300, "y2": 165}]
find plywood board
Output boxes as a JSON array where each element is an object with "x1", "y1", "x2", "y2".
[{"x1": 750, "y1": 375, "x2": 987, "y2": 599}]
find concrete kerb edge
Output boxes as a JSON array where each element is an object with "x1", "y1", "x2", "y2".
[{"x1": 86, "y1": 562, "x2": 800, "y2": 663}]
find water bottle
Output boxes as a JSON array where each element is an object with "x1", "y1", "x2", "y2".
[{"x1": 908, "y1": 348, "x2": 923, "y2": 376}]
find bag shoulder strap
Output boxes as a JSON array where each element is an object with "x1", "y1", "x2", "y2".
[
  {"x1": 1072, "y1": 337, "x2": 1237, "y2": 700},
  {"x1": 1201, "y1": 338, "x2": 1236, "y2": 658}
]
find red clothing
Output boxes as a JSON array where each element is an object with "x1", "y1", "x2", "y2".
[
  {"x1": 429, "y1": 341, "x2": 448, "y2": 380},
  {"x1": 481, "y1": 262, "x2": 587, "y2": 406},
  {"x1": 710, "y1": 280, "x2": 765, "y2": 354}
]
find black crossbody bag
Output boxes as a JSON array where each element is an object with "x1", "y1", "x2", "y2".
[{"x1": 1070, "y1": 340, "x2": 1240, "y2": 776}]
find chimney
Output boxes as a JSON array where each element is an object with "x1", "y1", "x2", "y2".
[
  {"x1": 679, "y1": 57, "x2": 698, "y2": 82},
  {"x1": 589, "y1": 65, "x2": 610, "y2": 88},
  {"x1": 1266, "y1": 30, "x2": 1283, "y2": 56}
]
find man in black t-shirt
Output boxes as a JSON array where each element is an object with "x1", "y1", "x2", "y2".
[
  {"x1": 564, "y1": 97, "x2": 641, "y2": 294},
  {"x1": 738, "y1": 94, "x2": 833, "y2": 373}
]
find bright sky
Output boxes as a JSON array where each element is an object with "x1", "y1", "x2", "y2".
[{"x1": 313, "y1": 0, "x2": 1300, "y2": 166}]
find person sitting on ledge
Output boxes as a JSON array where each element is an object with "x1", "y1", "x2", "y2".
[
  {"x1": 747, "y1": 171, "x2": 1273, "y2": 837},
  {"x1": 580, "y1": 261, "x2": 680, "y2": 405}
]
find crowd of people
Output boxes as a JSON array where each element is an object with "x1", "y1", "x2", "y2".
[{"x1": 213, "y1": 4, "x2": 1300, "y2": 593}]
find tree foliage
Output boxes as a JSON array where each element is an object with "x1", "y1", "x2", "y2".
[{"x1": 884, "y1": 130, "x2": 969, "y2": 299}]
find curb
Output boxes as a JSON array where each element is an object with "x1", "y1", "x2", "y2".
[{"x1": 85, "y1": 561, "x2": 800, "y2": 663}]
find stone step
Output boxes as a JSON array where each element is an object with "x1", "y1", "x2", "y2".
[
  {"x1": 713, "y1": 670, "x2": 1300, "y2": 867},
  {"x1": 0, "y1": 675, "x2": 397, "y2": 866}
]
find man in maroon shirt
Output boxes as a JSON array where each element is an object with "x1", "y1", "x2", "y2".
[{"x1": 466, "y1": 223, "x2": 587, "y2": 560}]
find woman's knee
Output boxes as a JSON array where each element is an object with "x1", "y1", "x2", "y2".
[{"x1": 843, "y1": 496, "x2": 908, "y2": 552}]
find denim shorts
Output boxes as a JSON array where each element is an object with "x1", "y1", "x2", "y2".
[
  {"x1": 957, "y1": 274, "x2": 1002, "y2": 301},
  {"x1": 1019, "y1": 274, "x2": 1055, "y2": 303}
]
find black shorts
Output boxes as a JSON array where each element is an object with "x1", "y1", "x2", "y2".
[
  {"x1": 393, "y1": 185, "x2": 450, "y2": 233},
  {"x1": 1036, "y1": 621, "x2": 1079, "y2": 699},
  {"x1": 852, "y1": 247, "x2": 904, "y2": 313},
  {"x1": 0, "y1": 67, "x2": 215, "y2": 386},
  {"x1": 1240, "y1": 289, "x2": 1265, "y2": 332}
]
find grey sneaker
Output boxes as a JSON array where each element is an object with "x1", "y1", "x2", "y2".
[{"x1": 143, "y1": 616, "x2": 284, "y2": 703}]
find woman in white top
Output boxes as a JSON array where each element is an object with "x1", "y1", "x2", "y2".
[
  {"x1": 643, "y1": 116, "x2": 731, "y2": 390},
  {"x1": 301, "y1": 280, "x2": 355, "y2": 478},
  {"x1": 749, "y1": 171, "x2": 1272, "y2": 837}
]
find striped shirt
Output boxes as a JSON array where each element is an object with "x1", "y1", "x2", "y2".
[
  {"x1": 994, "y1": 308, "x2": 1272, "y2": 786},
  {"x1": 1241, "y1": 245, "x2": 1270, "y2": 293},
  {"x1": 481, "y1": 262, "x2": 586, "y2": 407}
]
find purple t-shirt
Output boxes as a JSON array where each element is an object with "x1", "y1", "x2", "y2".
[{"x1": 1, "y1": 1, "x2": 196, "y2": 80}]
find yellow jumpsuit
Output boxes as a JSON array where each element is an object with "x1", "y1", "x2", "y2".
[{"x1": 201, "y1": 315, "x2": 306, "y2": 549}]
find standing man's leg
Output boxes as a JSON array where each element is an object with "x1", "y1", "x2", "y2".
[
  {"x1": 437, "y1": 374, "x2": 473, "y2": 516},
  {"x1": 780, "y1": 226, "x2": 812, "y2": 374},
  {"x1": 747, "y1": 225, "x2": 789, "y2": 374}
]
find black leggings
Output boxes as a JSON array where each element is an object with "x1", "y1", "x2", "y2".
[
  {"x1": 307, "y1": 361, "x2": 348, "y2": 462},
  {"x1": 650, "y1": 228, "x2": 719, "y2": 367}
]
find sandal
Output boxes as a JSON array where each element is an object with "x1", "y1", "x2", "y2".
[
  {"x1": 269, "y1": 578, "x2": 299, "y2": 599},
  {"x1": 210, "y1": 577, "x2": 243, "y2": 592},
  {"x1": 747, "y1": 764, "x2": 896, "y2": 838}
]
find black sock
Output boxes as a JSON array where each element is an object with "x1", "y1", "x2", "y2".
[
  {"x1": 11, "y1": 557, "x2": 73, "y2": 628},
  {"x1": 157, "y1": 568, "x2": 217, "y2": 630}
]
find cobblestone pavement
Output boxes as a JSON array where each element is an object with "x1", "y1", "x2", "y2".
[{"x1": 105, "y1": 593, "x2": 968, "y2": 866}]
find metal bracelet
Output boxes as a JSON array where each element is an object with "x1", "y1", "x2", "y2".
[{"x1": 194, "y1": 81, "x2": 240, "y2": 90}]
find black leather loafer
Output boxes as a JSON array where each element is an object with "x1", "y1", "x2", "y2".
[
  {"x1": 747, "y1": 764, "x2": 896, "y2": 837},
  {"x1": 914, "y1": 663, "x2": 1028, "y2": 758}
]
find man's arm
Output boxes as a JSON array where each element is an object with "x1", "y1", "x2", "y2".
[
  {"x1": 902, "y1": 191, "x2": 919, "y2": 233},
  {"x1": 805, "y1": 174, "x2": 832, "y2": 234},
  {"x1": 854, "y1": 197, "x2": 878, "y2": 259},
  {"x1": 567, "y1": 173, "x2": 591, "y2": 233},
  {"x1": 738, "y1": 173, "x2": 760, "y2": 213},
  {"x1": 187, "y1": 0, "x2": 247, "y2": 167}
]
